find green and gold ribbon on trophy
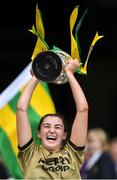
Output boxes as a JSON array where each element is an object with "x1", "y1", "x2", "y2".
[{"x1": 29, "y1": 4, "x2": 104, "y2": 84}]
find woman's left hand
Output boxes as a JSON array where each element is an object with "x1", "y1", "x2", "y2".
[{"x1": 65, "y1": 58, "x2": 80, "y2": 74}]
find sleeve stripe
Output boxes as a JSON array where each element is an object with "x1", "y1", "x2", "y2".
[
  {"x1": 18, "y1": 138, "x2": 33, "y2": 151},
  {"x1": 68, "y1": 140, "x2": 85, "y2": 151}
]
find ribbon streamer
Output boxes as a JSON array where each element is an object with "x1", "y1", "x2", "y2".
[
  {"x1": 70, "y1": 6, "x2": 80, "y2": 61},
  {"x1": 29, "y1": 5, "x2": 104, "y2": 75},
  {"x1": 29, "y1": 4, "x2": 49, "y2": 60},
  {"x1": 75, "y1": 7, "x2": 88, "y2": 58},
  {"x1": 80, "y1": 32, "x2": 104, "y2": 74}
]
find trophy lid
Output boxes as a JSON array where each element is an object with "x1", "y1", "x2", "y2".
[{"x1": 32, "y1": 51, "x2": 62, "y2": 82}]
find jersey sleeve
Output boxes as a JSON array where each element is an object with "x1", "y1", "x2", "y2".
[
  {"x1": 18, "y1": 138, "x2": 37, "y2": 173},
  {"x1": 66, "y1": 140, "x2": 85, "y2": 168}
]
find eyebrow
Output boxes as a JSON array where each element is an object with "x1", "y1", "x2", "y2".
[
  {"x1": 42, "y1": 123, "x2": 63, "y2": 127},
  {"x1": 55, "y1": 124, "x2": 63, "y2": 127},
  {"x1": 42, "y1": 123, "x2": 50, "y2": 126}
]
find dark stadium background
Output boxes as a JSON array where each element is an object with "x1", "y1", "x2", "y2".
[{"x1": 0, "y1": 0, "x2": 117, "y2": 137}]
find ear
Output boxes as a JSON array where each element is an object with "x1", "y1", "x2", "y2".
[
  {"x1": 63, "y1": 132, "x2": 67, "y2": 140},
  {"x1": 37, "y1": 130, "x2": 41, "y2": 139}
]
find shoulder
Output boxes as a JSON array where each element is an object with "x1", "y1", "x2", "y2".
[
  {"x1": 98, "y1": 152, "x2": 115, "y2": 166},
  {"x1": 100, "y1": 152, "x2": 113, "y2": 161},
  {"x1": 64, "y1": 140, "x2": 85, "y2": 159},
  {"x1": 63, "y1": 140, "x2": 85, "y2": 167},
  {"x1": 18, "y1": 138, "x2": 40, "y2": 153},
  {"x1": 66, "y1": 140, "x2": 85, "y2": 152}
]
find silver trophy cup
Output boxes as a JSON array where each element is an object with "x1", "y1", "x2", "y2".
[{"x1": 32, "y1": 50, "x2": 70, "y2": 84}]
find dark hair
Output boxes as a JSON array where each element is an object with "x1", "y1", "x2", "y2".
[{"x1": 37, "y1": 113, "x2": 67, "y2": 133}]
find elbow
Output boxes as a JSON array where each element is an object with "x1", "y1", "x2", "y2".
[
  {"x1": 77, "y1": 102, "x2": 89, "y2": 112},
  {"x1": 17, "y1": 102, "x2": 28, "y2": 112}
]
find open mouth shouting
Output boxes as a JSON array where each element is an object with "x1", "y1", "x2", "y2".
[{"x1": 47, "y1": 135, "x2": 57, "y2": 142}]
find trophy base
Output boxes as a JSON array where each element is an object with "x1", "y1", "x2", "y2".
[
  {"x1": 32, "y1": 50, "x2": 70, "y2": 84},
  {"x1": 32, "y1": 51, "x2": 62, "y2": 82}
]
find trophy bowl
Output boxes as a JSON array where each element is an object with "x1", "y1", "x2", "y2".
[{"x1": 32, "y1": 50, "x2": 70, "y2": 84}]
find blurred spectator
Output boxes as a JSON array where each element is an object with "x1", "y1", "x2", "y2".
[
  {"x1": 0, "y1": 154, "x2": 13, "y2": 179},
  {"x1": 109, "y1": 137, "x2": 117, "y2": 178},
  {"x1": 80, "y1": 128, "x2": 116, "y2": 179}
]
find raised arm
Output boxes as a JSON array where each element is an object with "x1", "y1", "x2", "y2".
[
  {"x1": 16, "y1": 75, "x2": 39, "y2": 147},
  {"x1": 65, "y1": 58, "x2": 88, "y2": 147}
]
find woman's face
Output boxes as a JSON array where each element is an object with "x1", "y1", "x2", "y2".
[
  {"x1": 38, "y1": 116, "x2": 67, "y2": 152},
  {"x1": 86, "y1": 132, "x2": 102, "y2": 155}
]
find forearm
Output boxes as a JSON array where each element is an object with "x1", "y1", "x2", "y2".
[
  {"x1": 17, "y1": 76, "x2": 39, "y2": 111},
  {"x1": 16, "y1": 76, "x2": 39, "y2": 146},
  {"x1": 66, "y1": 72, "x2": 88, "y2": 111}
]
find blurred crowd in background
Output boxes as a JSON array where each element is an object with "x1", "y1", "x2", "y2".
[
  {"x1": 0, "y1": 127, "x2": 117, "y2": 179},
  {"x1": 80, "y1": 128, "x2": 117, "y2": 179}
]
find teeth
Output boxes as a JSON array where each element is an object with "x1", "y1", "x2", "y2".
[{"x1": 47, "y1": 136, "x2": 56, "y2": 140}]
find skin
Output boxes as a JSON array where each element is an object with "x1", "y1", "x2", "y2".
[
  {"x1": 38, "y1": 116, "x2": 67, "y2": 152},
  {"x1": 86, "y1": 132, "x2": 103, "y2": 156},
  {"x1": 16, "y1": 58, "x2": 88, "y2": 151}
]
